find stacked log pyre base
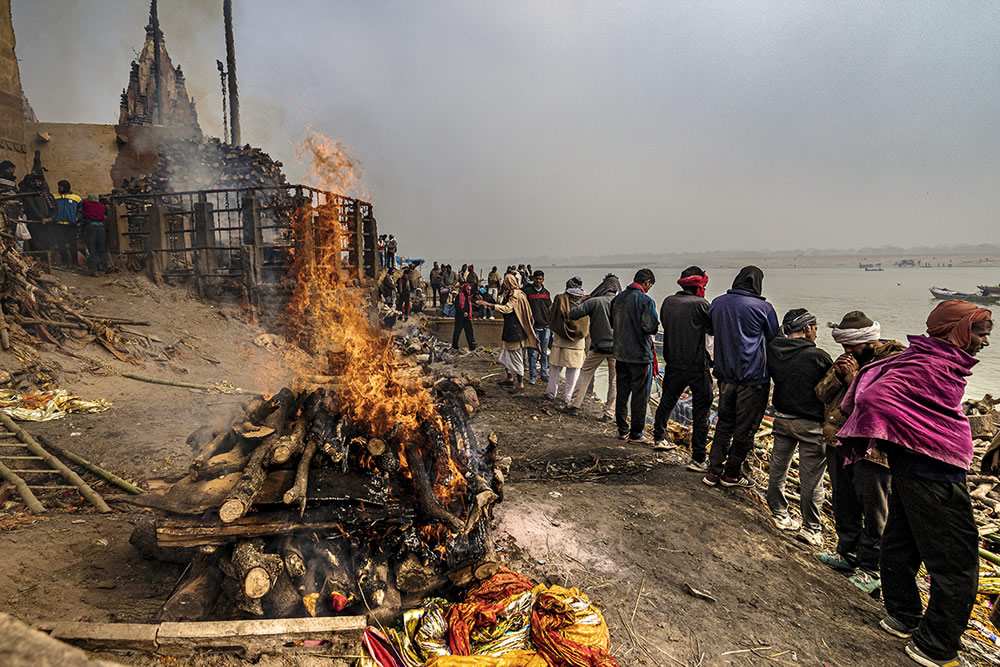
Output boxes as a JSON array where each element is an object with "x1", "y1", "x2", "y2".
[{"x1": 131, "y1": 375, "x2": 502, "y2": 625}]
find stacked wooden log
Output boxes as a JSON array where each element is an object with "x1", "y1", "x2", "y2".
[
  {"x1": 120, "y1": 137, "x2": 288, "y2": 195},
  {"x1": 0, "y1": 227, "x2": 155, "y2": 370},
  {"x1": 135, "y1": 375, "x2": 498, "y2": 623}
]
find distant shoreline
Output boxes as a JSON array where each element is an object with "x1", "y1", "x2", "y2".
[{"x1": 548, "y1": 254, "x2": 1000, "y2": 270}]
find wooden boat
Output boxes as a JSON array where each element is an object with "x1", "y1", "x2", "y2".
[
  {"x1": 929, "y1": 287, "x2": 1000, "y2": 304},
  {"x1": 978, "y1": 285, "x2": 1000, "y2": 296}
]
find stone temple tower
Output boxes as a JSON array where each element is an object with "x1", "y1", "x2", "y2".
[{"x1": 119, "y1": 0, "x2": 201, "y2": 130}]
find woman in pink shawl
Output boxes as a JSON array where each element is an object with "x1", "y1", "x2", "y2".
[{"x1": 836, "y1": 300, "x2": 991, "y2": 667}]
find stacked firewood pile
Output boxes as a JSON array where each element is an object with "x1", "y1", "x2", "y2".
[
  {"x1": 120, "y1": 137, "x2": 288, "y2": 194},
  {"x1": 0, "y1": 226, "x2": 154, "y2": 372},
  {"x1": 132, "y1": 370, "x2": 501, "y2": 623},
  {"x1": 962, "y1": 395, "x2": 1000, "y2": 518}
]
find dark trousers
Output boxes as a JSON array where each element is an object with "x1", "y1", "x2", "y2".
[
  {"x1": 452, "y1": 316, "x2": 475, "y2": 349},
  {"x1": 432, "y1": 285, "x2": 441, "y2": 307},
  {"x1": 652, "y1": 367, "x2": 713, "y2": 461},
  {"x1": 827, "y1": 449, "x2": 890, "y2": 572},
  {"x1": 615, "y1": 361, "x2": 651, "y2": 438},
  {"x1": 397, "y1": 294, "x2": 411, "y2": 320},
  {"x1": 881, "y1": 472, "x2": 978, "y2": 661},
  {"x1": 708, "y1": 381, "x2": 769, "y2": 478},
  {"x1": 53, "y1": 224, "x2": 77, "y2": 265},
  {"x1": 83, "y1": 224, "x2": 109, "y2": 272}
]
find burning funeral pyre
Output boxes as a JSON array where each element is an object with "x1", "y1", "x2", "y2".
[{"x1": 130, "y1": 140, "x2": 502, "y2": 625}]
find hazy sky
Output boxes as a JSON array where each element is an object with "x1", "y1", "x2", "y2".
[{"x1": 11, "y1": 1, "x2": 1000, "y2": 262}]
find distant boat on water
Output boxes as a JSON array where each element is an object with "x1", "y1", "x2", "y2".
[
  {"x1": 865, "y1": 267, "x2": 884, "y2": 272},
  {"x1": 979, "y1": 285, "x2": 1000, "y2": 297},
  {"x1": 929, "y1": 286, "x2": 1000, "y2": 304}
]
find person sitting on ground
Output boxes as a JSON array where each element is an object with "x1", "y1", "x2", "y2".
[
  {"x1": 546, "y1": 277, "x2": 590, "y2": 405},
  {"x1": 837, "y1": 300, "x2": 991, "y2": 667},
  {"x1": 53, "y1": 180, "x2": 82, "y2": 266},
  {"x1": 704, "y1": 266, "x2": 779, "y2": 488},
  {"x1": 563, "y1": 273, "x2": 621, "y2": 421},
  {"x1": 523, "y1": 270, "x2": 552, "y2": 384},
  {"x1": 80, "y1": 194, "x2": 109, "y2": 275},
  {"x1": 652, "y1": 266, "x2": 713, "y2": 462},
  {"x1": 486, "y1": 273, "x2": 537, "y2": 391},
  {"x1": 814, "y1": 310, "x2": 905, "y2": 594},
  {"x1": 452, "y1": 282, "x2": 478, "y2": 350},
  {"x1": 610, "y1": 268, "x2": 658, "y2": 445},
  {"x1": 765, "y1": 308, "x2": 833, "y2": 548}
]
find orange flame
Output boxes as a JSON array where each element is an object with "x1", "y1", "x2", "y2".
[{"x1": 283, "y1": 130, "x2": 467, "y2": 507}]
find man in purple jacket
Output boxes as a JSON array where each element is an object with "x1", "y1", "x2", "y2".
[
  {"x1": 703, "y1": 266, "x2": 779, "y2": 488},
  {"x1": 837, "y1": 300, "x2": 991, "y2": 667}
]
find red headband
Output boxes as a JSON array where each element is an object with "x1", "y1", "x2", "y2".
[{"x1": 677, "y1": 273, "x2": 708, "y2": 297}]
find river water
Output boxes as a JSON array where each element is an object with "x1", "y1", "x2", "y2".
[{"x1": 533, "y1": 265, "x2": 1000, "y2": 400}]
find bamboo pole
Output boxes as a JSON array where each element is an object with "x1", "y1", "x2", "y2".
[
  {"x1": 0, "y1": 414, "x2": 110, "y2": 512},
  {"x1": 0, "y1": 459, "x2": 45, "y2": 514},
  {"x1": 0, "y1": 301, "x2": 10, "y2": 350},
  {"x1": 35, "y1": 435, "x2": 144, "y2": 495},
  {"x1": 980, "y1": 548, "x2": 1000, "y2": 568},
  {"x1": 120, "y1": 373, "x2": 253, "y2": 393}
]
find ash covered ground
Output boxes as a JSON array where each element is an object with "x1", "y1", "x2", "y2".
[{"x1": 0, "y1": 273, "x2": 907, "y2": 665}]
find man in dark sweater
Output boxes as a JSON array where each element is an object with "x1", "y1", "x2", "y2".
[
  {"x1": 652, "y1": 266, "x2": 713, "y2": 466},
  {"x1": 765, "y1": 309, "x2": 833, "y2": 547},
  {"x1": 610, "y1": 268, "x2": 659, "y2": 443},
  {"x1": 523, "y1": 270, "x2": 552, "y2": 384}
]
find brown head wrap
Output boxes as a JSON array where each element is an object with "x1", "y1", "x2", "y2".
[{"x1": 926, "y1": 300, "x2": 992, "y2": 349}]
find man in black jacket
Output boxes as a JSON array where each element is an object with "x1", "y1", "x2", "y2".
[
  {"x1": 766, "y1": 308, "x2": 833, "y2": 547},
  {"x1": 610, "y1": 268, "x2": 658, "y2": 444},
  {"x1": 523, "y1": 270, "x2": 552, "y2": 384},
  {"x1": 652, "y1": 267, "x2": 713, "y2": 465}
]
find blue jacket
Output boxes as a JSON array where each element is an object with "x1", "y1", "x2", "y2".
[
  {"x1": 709, "y1": 289, "x2": 779, "y2": 385},
  {"x1": 54, "y1": 193, "x2": 82, "y2": 225},
  {"x1": 610, "y1": 284, "x2": 659, "y2": 364}
]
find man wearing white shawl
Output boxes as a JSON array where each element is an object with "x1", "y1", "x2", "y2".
[{"x1": 813, "y1": 310, "x2": 906, "y2": 595}]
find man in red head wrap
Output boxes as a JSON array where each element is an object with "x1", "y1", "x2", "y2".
[
  {"x1": 652, "y1": 267, "x2": 714, "y2": 467},
  {"x1": 836, "y1": 300, "x2": 991, "y2": 667}
]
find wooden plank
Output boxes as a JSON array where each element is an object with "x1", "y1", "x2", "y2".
[
  {"x1": 156, "y1": 616, "x2": 365, "y2": 658},
  {"x1": 49, "y1": 621, "x2": 159, "y2": 651}
]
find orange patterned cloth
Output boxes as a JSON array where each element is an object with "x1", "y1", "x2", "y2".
[
  {"x1": 530, "y1": 585, "x2": 619, "y2": 667},
  {"x1": 447, "y1": 568, "x2": 535, "y2": 655}
]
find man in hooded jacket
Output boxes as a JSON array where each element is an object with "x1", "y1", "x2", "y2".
[{"x1": 704, "y1": 266, "x2": 779, "y2": 488}]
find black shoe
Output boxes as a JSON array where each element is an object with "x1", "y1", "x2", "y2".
[{"x1": 559, "y1": 406, "x2": 579, "y2": 416}]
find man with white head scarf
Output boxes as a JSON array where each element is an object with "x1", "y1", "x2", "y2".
[
  {"x1": 813, "y1": 310, "x2": 906, "y2": 594},
  {"x1": 546, "y1": 277, "x2": 589, "y2": 404}
]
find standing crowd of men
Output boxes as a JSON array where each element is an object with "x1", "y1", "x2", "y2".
[
  {"x1": 415, "y1": 260, "x2": 990, "y2": 667},
  {"x1": 0, "y1": 160, "x2": 110, "y2": 274}
]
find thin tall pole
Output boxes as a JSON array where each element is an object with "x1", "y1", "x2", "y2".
[
  {"x1": 150, "y1": 0, "x2": 163, "y2": 124},
  {"x1": 224, "y1": 0, "x2": 241, "y2": 145}
]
